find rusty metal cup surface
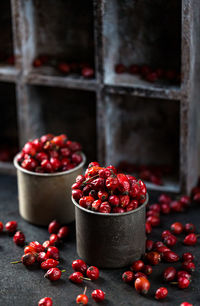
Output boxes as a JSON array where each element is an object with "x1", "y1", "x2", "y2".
[
  {"x1": 72, "y1": 194, "x2": 148, "y2": 268},
  {"x1": 14, "y1": 153, "x2": 86, "y2": 226}
]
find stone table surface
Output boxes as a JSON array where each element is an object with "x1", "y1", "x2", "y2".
[{"x1": 0, "y1": 174, "x2": 200, "y2": 306}]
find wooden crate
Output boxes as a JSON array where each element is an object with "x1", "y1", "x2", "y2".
[{"x1": 0, "y1": 0, "x2": 199, "y2": 193}]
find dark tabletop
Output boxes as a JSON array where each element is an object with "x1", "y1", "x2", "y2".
[{"x1": 0, "y1": 174, "x2": 200, "y2": 306}]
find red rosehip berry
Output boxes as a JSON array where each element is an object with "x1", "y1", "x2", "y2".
[
  {"x1": 170, "y1": 200, "x2": 183, "y2": 212},
  {"x1": 154, "y1": 241, "x2": 164, "y2": 249},
  {"x1": 155, "y1": 287, "x2": 168, "y2": 300},
  {"x1": 163, "y1": 234, "x2": 177, "y2": 247},
  {"x1": 171, "y1": 222, "x2": 184, "y2": 234},
  {"x1": 177, "y1": 271, "x2": 191, "y2": 280},
  {"x1": 177, "y1": 276, "x2": 190, "y2": 289},
  {"x1": 71, "y1": 153, "x2": 83, "y2": 165},
  {"x1": 146, "y1": 240, "x2": 154, "y2": 252},
  {"x1": 182, "y1": 261, "x2": 195, "y2": 272},
  {"x1": 43, "y1": 241, "x2": 51, "y2": 249},
  {"x1": 98, "y1": 202, "x2": 111, "y2": 213},
  {"x1": 182, "y1": 252, "x2": 194, "y2": 262},
  {"x1": 146, "y1": 72, "x2": 158, "y2": 82},
  {"x1": 24, "y1": 245, "x2": 36, "y2": 255},
  {"x1": 76, "y1": 290, "x2": 88, "y2": 305},
  {"x1": 92, "y1": 199, "x2": 102, "y2": 211},
  {"x1": 161, "y1": 230, "x2": 172, "y2": 239},
  {"x1": 36, "y1": 152, "x2": 48, "y2": 162},
  {"x1": 46, "y1": 246, "x2": 59, "y2": 260},
  {"x1": 29, "y1": 241, "x2": 44, "y2": 253},
  {"x1": 163, "y1": 266, "x2": 176, "y2": 282},
  {"x1": 129, "y1": 64, "x2": 140, "y2": 74},
  {"x1": 23, "y1": 142, "x2": 37, "y2": 156},
  {"x1": 86, "y1": 266, "x2": 99, "y2": 280},
  {"x1": 49, "y1": 234, "x2": 59, "y2": 246},
  {"x1": 126, "y1": 200, "x2": 139, "y2": 211},
  {"x1": 158, "y1": 194, "x2": 171, "y2": 204},
  {"x1": 5, "y1": 220, "x2": 17, "y2": 234},
  {"x1": 145, "y1": 222, "x2": 152, "y2": 234},
  {"x1": 160, "y1": 202, "x2": 171, "y2": 214},
  {"x1": 69, "y1": 272, "x2": 85, "y2": 284},
  {"x1": 72, "y1": 189, "x2": 83, "y2": 201},
  {"x1": 0, "y1": 221, "x2": 3, "y2": 232},
  {"x1": 193, "y1": 192, "x2": 200, "y2": 202},
  {"x1": 184, "y1": 223, "x2": 196, "y2": 233},
  {"x1": 131, "y1": 260, "x2": 145, "y2": 272},
  {"x1": 45, "y1": 267, "x2": 63, "y2": 281},
  {"x1": 150, "y1": 203, "x2": 161, "y2": 212},
  {"x1": 183, "y1": 233, "x2": 197, "y2": 246},
  {"x1": 122, "y1": 271, "x2": 134, "y2": 283},
  {"x1": 146, "y1": 216, "x2": 160, "y2": 227},
  {"x1": 82, "y1": 67, "x2": 94, "y2": 78},
  {"x1": 134, "y1": 272, "x2": 147, "y2": 279},
  {"x1": 91, "y1": 289, "x2": 105, "y2": 303},
  {"x1": 72, "y1": 259, "x2": 87, "y2": 274},
  {"x1": 115, "y1": 64, "x2": 126, "y2": 74},
  {"x1": 106, "y1": 176, "x2": 119, "y2": 190},
  {"x1": 88, "y1": 162, "x2": 100, "y2": 168},
  {"x1": 145, "y1": 252, "x2": 161, "y2": 265},
  {"x1": 21, "y1": 253, "x2": 36, "y2": 266},
  {"x1": 146, "y1": 210, "x2": 160, "y2": 218},
  {"x1": 40, "y1": 159, "x2": 53, "y2": 172},
  {"x1": 38, "y1": 297, "x2": 53, "y2": 306},
  {"x1": 143, "y1": 265, "x2": 152, "y2": 275},
  {"x1": 180, "y1": 195, "x2": 191, "y2": 208},
  {"x1": 163, "y1": 251, "x2": 179, "y2": 262},
  {"x1": 98, "y1": 190, "x2": 108, "y2": 201},
  {"x1": 58, "y1": 62, "x2": 70, "y2": 74},
  {"x1": 156, "y1": 245, "x2": 171, "y2": 256},
  {"x1": 180, "y1": 303, "x2": 193, "y2": 306},
  {"x1": 134, "y1": 277, "x2": 150, "y2": 294},
  {"x1": 79, "y1": 196, "x2": 94, "y2": 209},
  {"x1": 108, "y1": 195, "x2": 120, "y2": 206},
  {"x1": 57, "y1": 226, "x2": 69, "y2": 240},
  {"x1": 13, "y1": 231, "x2": 25, "y2": 246},
  {"x1": 37, "y1": 252, "x2": 49, "y2": 263},
  {"x1": 48, "y1": 220, "x2": 60, "y2": 234},
  {"x1": 112, "y1": 207, "x2": 125, "y2": 213},
  {"x1": 41, "y1": 258, "x2": 59, "y2": 270}
]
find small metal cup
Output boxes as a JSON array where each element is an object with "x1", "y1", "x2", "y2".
[
  {"x1": 14, "y1": 153, "x2": 86, "y2": 226},
  {"x1": 72, "y1": 194, "x2": 148, "y2": 268}
]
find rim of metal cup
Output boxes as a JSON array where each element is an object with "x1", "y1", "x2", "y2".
[
  {"x1": 13, "y1": 152, "x2": 86, "y2": 177},
  {"x1": 72, "y1": 193, "x2": 148, "y2": 217}
]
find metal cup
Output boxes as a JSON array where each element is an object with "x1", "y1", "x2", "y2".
[
  {"x1": 14, "y1": 153, "x2": 86, "y2": 226},
  {"x1": 72, "y1": 194, "x2": 148, "y2": 268}
]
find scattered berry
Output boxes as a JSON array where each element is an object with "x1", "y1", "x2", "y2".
[
  {"x1": 91, "y1": 289, "x2": 105, "y2": 303},
  {"x1": 13, "y1": 231, "x2": 25, "y2": 246},
  {"x1": 134, "y1": 277, "x2": 150, "y2": 294},
  {"x1": 155, "y1": 287, "x2": 168, "y2": 300},
  {"x1": 38, "y1": 297, "x2": 53, "y2": 306}
]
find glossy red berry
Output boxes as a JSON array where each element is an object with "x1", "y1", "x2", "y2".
[
  {"x1": 82, "y1": 67, "x2": 94, "y2": 78},
  {"x1": 184, "y1": 223, "x2": 196, "y2": 233},
  {"x1": 5, "y1": 221, "x2": 17, "y2": 234},
  {"x1": 48, "y1": 220, "x2": 60, "y2": 234},
  {"x1": 41, "y1": 259, "x2": 59, "y2": 270},
  {"x1": 69, "y1": 272, "x2": 84, "y2": 284},
  {"x1": 21, "y1": 253, "x2": 36, "y2": 266},
  {"x1": 182, "y1": 261, "x2": 195, "y2": 272},
  {"x1": 155, "y1": 287, "x2": 168, "y2": 300},
  {"x1": 163, "y1": 234, "x2": 177, "y2": 247},
  {"x1": 76, "y1": 293, "x2": 88, "y2": 305},
  {"x1": 180, "y1": 303, "x2": 193, "y2": 306},
  {"x1": 109, "y1": 195, "x2": 120, "y2": 206},
  {"x1": 23, "y1": 142, "x2": 37, "y2": 156},
  {"x1": 146, "y1": 216, "x2": 160, "y2": 227},
  {"x1": 37, "y1": 252, "x2": 49, "y2": 263},
  {"x1": 43, "y1": 241, "x2": 51, "y2": 249},
  {"x1": 122, "y1": 271, "x2": 134, "y2": 283},
  {"x1": 163, "y1": 251, "x2": 179, "y2": 262},
  {"x1": 91, "y1": 289, "x2": 105, "y2": 303},
  {"x1": 182, "y1": 252, "x2": 194, "y2": 262},
  {"x1": 146, "y1": 240, "x2": 154, "y2": 252},
  {"x1": 171, "y1": 222, "x2": 184, "y2": 234},
  {"x1": 72, "y1": 189, "x2": 83, "y2": 202},
  {"x1": 115, "y1": 64, "x2": 126, "y2": 74},
  {"x1": 158, "y1": 194, "x2": 171, "y2": 204},
  {"x1": 24, "y1": 245, "x2": 36, "y2": 255},
  {"x1": 0, "y1": 221, "x2": 3, "y2": 232},
  {"x1": 145, "y1": 222, "x2": 152, "y2": 234},
  {"x1": 149, "y1": 203, "x2": 161, "y2": 212},
  {"x1": 49, "y1": 234, "x2": 59, "y2": 246},
  {"x1": 57, "y1": 226, "x2": 69, "y2": 239},
  {"x1": 13, "y1": 231, "x2": 25, "y2": 246},
  {"x1": 170, "y1": 201, "x2": 183, "y2": 212},
  {"x1": 38, "y1": 297, "x2": 53, "y2": 306},
  {"x1": 98, "y1": 190, "x2": 108, "y2": 201},
  {"x1": 180, "y1": 196, "x2": 191, "y2": 208},
  {"x1": 146, "y1": 72, "x2": 158, "y2": 82},
  {"x1": 86, "y1": 266, "x2": 99, "y2": 280},
  {"x1": 134, "y1": 272, "x2": 147, "y2": 279},
  {"x1": 29, "y1": 241, "x2": 44, "y2": 253},
  {"x1": 163, "y1": 266, "x2": 176, "y2": 282},
  {"x1": 45, "y1": 267, "x2": 63, "y2": 281},
  {"x1": 184, "y1": 233, "x2": 197, "y2": 245},
  {"x1": 72, "y1": 259, "x2": 87, "y2": 274},
  {"x1": 106, "y1": 176, "x2": 119, "y2": 190},
  {"x1": 178, "y1": 276, "x2": 190, "y2": 289},
  {"x1": 131, "y1": 260, "x2": 145, "y2": 272},
  {"x1": 46, "y1": 246, "x2": 59, "y2": 260},
  {"x1": 134, "y1": 277, "x2": 150, "y2": 294},
  {"x1": 156, "y1": 245, "x2": 171, "y2": 256},
  {"x1": 41, "y1": 159, "x2": 53, "y2": 172},
  {"x1": 161, "y1": 230, "x2": 172, "y2": 239},
  {"x1": 146, "y1": 252, "x2": 161, "y2": 265},
  {"x1": 177, "y1": 271, "x2": 191, "y2": 280},
  {"x1": 99, "y1": 202, "x2": 111, "y2": 213},
  {"x1": 92, "y1": 200, "x2": 102, "y2": 211},
  {"x1": 79, "y1": 196, "x2": 94, "y2": 209},
  {"x1": 143, "y1": 265, "x2": 152, "y2": 275},
  {"x1": 160, "y1": 202, "x2": 171, "y2": 214}
]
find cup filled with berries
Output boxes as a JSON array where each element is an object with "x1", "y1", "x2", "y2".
[
  {"x1": 14, "y1": 133, "x2": 86, "y2": 225},
  {"x1": 71, "y1": 162, "x2": 148, "y2": 268}
]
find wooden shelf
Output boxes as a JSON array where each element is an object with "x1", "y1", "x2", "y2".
[{"x1": 0, "y1": 0, "x2": 199, "y2": 194}]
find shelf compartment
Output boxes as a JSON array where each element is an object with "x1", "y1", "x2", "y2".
[
  {"x1": 0, "y1": 82, "x2": 19, "y2": 165},
  {"x1": 103, "y1": 0, "x2": 181, "y2": 90},
  {"x1": 26, "y1": 85, "x2": 97, "y2": 161},
  {"x1": 23, "y1": 0, "x2": 95, "y2": 79},
  {"x1": 105, "y1": 94, "x2": 180, "y2": 192}
]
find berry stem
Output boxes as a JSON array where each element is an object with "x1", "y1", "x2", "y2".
[
  {"x1": 81, "y1": 277, "x2": 91, "y2": 281},
  {"x1": 83, "y1": 286, "x2": 87, "y2": 295},
  {"x1": 11, "y1": 260, "x2": 22, "y2": 264},
  {"x1": 61, "y1": 269, "x2": 66, "y2": 273},
  {"x1": 82, "y1": 175, "x2": 99, "y2": 186}
]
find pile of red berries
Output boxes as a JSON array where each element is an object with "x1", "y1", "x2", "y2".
[
  {"x1": 17, "y1": 133, "x2": 83, "y2": 173},
  {"x1": 115, "y1": 63, "x2": 180, "y2": 83},
  {"x1": 0, "y1": 220, "x2": 26, "y2": 246},
  {"x1": 71, "y1": 162, "x2": 147, "y2": 213},
  {"x1": 122, "y1": 190, "x2": 197, "y2": 305},
  {"x1": 33, "y1": 55, "x2": 94, "y2": 79}
]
